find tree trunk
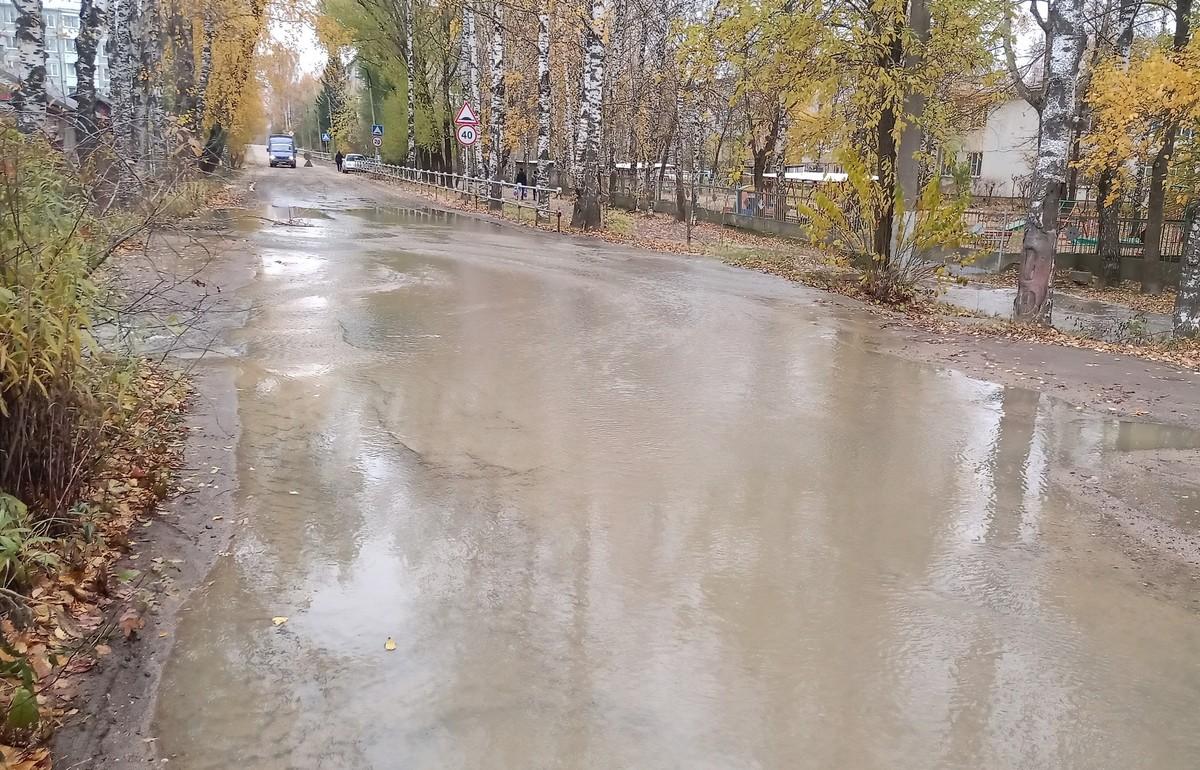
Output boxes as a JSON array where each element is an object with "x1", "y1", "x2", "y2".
[
  {"x1": 110, "y1": 0, "x2": 138, "y2": 158},
  {"x1": 406, "y1": 0, "x2": 416, "y2": 164},
  {"x1": 1014, "y1": 0, "x2": 1086, "y2": 324},
  {"x1": 463, "y1": 4, "x2": 482, "y2": 179},
  {"x1": 687, "y1": 102, "x2": 701, "y2": 245},
  {"x1": 12, "y1": 0, "x2": 47, "y2": 135},
  {"x1": 488, "y1": 7, "x2": 506, "y2": 210},
  {"x1": 570, "y1": 0, "x2": 606, "y2": 230},
  {"x1": 1095, "y1": 0, "x2": 1138, "y2": 287},
  {"x1": 711, "y1": 102, "x2": 733, "y2": 181},
  {"x1": 1141, "y1": 0, "x2": 1190, "y2": 294},
  {"x1": 195, "y1": 8, "x2": 213, "y2": 132},
  {"x1": 892, "y1": 0, "x2": 930, "y2": 265},
  {"x1": 169, "y1": 7, "x2": 196, "y2": 134},
  {"x1": 537, "y1": 6, "x2": 549, "y2": 191},
  {"x1": 140, "y1": 0, "x2": 165, "y2": 166},
  {"x1": 873, "y1": 100, "x2": 898, "y2": 264},
  {"x1": 1175, "y1": 205, "x2": 1200, "y2": 336},
  {"x1": 654, "y1": 119, "x2": 673, "y2": 210},
  {"x1": 1141, "y1": 137, "x2": 1173, "y2": 294},
  {"x1": 674, "y1": 134, "x2": 686, "y2": 223},
  {"x1": 1096, "y1": 169, "x2": 1123, "y2": 286},
  {"x1": 75, "y1": 0, "x2": 107, "y2": 153}
]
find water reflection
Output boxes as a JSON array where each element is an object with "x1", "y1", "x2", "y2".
[{"x1": 154, "y1": 197, "x2": 1200, "y2": 769}]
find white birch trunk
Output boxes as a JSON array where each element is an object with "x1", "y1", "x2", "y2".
[
  {"x1": 1174, "y1": 209, "x2": 1200, "y2": 336},
  {"x1": 405, "y1": 0, "x2": 416, "y2": 164},
  {"x1": 463, "y1": 5, "x2": 483, "y2": 179},
  {"x1": 535, "y1": 7, "x2": 551, "y2": 191},
  {"x1": 75, "y1": 0, "x2": 107, "y2": 150},
  {"x1": 570, "y1": 0, "x2": 606, "y2": 229},
  {"x1": 1013, "y1": 0, "x2": 1086, "y2": 324},
  {"x1": 110, "y1": 0, "x2": 137, "y2": 158},
  {"x1": 12, "y1": 0, "x2": 47, "y2": 134},
  {"x1": 141, "y1": 0, "x2": 164, "y2": 166},
  {"x1": 488, "y1": 6, "x2": 506, "y2": 194}
]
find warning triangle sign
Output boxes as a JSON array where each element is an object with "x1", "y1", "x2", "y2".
[{"x1": 454, "y1": 101, "x2": 480, "y2": 125}]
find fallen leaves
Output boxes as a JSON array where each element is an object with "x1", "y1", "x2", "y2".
[
  {"x1": 0, "y1": 364, "x2": 191, "y2": 761},
  {"x1": 118, "y1": 607, "x2": 144, "y2": 640},
  {"x1": 0, "y1": 744, "x2": 49, "y2": 770},
  {"x1": 384, "y1": 637, "x2": 396, "y2": 651},
  {"x1": 271, "y1": 617, "x2": 289, "y2": 627}
]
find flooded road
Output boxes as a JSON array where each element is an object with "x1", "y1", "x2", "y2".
[{"x1": 153, "y1": 165, "x2": 1200, "y2": 768}]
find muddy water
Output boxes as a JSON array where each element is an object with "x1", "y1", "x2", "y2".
[{"x1": 154, "y1": 201, "x2": 1200, "y2": 768}]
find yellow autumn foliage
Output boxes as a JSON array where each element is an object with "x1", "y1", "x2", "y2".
[{"x1": 1083, "y1": 40, "x2": 1200, "y2": 202}]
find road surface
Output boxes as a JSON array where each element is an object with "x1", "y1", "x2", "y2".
[{"x1": 147, "y1": 152, "x2": 1200, "y2": 768}]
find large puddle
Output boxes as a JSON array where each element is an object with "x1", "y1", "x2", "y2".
[{"x1": 154, "y1": 198, "x2": 1200, "y2": 768}]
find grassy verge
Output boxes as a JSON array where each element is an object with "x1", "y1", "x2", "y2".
[{"x1": 0, "y1": 121, "x2": 233, "y2": 768}]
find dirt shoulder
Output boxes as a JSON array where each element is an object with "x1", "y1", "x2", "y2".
[{"x1": 50, "y1": 189, "x2": 260, "y2": 769}]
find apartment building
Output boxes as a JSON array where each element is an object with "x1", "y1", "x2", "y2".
[{"x1": 0, "y1": 0, "x2": 110, "y2": 98}]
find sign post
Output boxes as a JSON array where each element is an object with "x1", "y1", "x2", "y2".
[
  {"x1": 370, "y1": 125, "x2": 383, "y2": 160},
  {"x1": 453, "y1": 103, "x2": 480, "y2": 182}
]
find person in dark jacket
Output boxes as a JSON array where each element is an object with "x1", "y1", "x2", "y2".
[
  {"x1": 515, "y1": 168, "x2": 529, "y2": 200},
  {"x1": 335, "y1": 151, "x2": 345, "y2": 173}
]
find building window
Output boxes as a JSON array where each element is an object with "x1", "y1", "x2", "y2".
[
  {"x1": 48, "y1": 61, "x2": 59, "y2": 77},
  {"x1": 967, "y1": 151, "x2": 983, "y2": 178},
  {"x1": 65, "y1": 38, "x2": 75, "y2": 51},
  {"x1": 64, "y1": 15, "x2": 78, "y2": 29}
]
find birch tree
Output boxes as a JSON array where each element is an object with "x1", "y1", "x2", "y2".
[
  {"x1": 1140, "y1": 0, "x2": 1192, "y2": 294},
  {"x1": 571, "y1": 0, "x2": 607, "y2": 229},
  {"x1": 75, "y1": 0, "x2": 107, "y2": 152},
  {"x1": 1013, "y1": 0, "x2": 1087, "y2": 324},
  {"x1": 110, "y1": 0, "x2": 138, "y2": 158},
  {"x1": 1176, "y1": 206, "x2": 1200, "y2": 335},
  {"x1": 464, "y1": 3, "x2": 483, "y2": 177},
  {"x1": 535, "y1": 4, "x2": 551, "y2": 191},
  {"x1": 11, "y1": 0, "x2": 47, "y2": 134},
  {"x1": 488, "y1": 5, "x2": 507, "y2": 203},
  {"x1": 1087, "y1": 0, "x2": 1139, "y2": 287},
  {"x1": 406, "y1": 0, "x2": 416, "y2": 163}
]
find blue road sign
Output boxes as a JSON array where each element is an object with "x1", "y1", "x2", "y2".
[
  {"x1": 371, "y1": 124, "x2": 384, "y2": 137},
  {"x1": 321, "y1": 133, "x2": 331, "y2": 142}
]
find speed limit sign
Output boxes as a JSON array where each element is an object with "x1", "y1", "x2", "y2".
[{"x1": 456, "y1": 124, "x2": 479, "y2": 146}]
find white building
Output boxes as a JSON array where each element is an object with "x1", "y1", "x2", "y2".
[
  {"x1": 953, "y1": 95, "x2": 1040, "y2": 199},
  {"x1": 0, "y1": 0, "x2": 110, "y2": 98}
]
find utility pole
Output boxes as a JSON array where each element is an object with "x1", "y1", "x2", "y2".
[{"x1": 365, "y1": 68, "x2": 379, "y2": 161}]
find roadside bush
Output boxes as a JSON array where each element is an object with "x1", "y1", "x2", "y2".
[
  {"x1": 0, "y1": 123, "x2": 107, "y2": 517},
  {"x1": 798, "y1": 150, "x2": 976, "y2": 304}
]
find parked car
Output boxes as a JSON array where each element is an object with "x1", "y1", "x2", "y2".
[
  {"x1": 267, "y1": 134, "x2": 296, "y2": 168},
  {"x1": 342, "y1": 153, "x2": 366, "y2": 173}
]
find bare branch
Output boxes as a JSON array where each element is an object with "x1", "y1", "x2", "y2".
[{"x1": 1000, "y1": 15, "x2": 1044, "y2": 111}]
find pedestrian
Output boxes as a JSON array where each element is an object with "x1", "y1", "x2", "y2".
[
  {"x1": 515, "y1": 168, "x2": 528, "y2": 201},
  {"x1": 335, "y1": 150, "x2": 344, "y2": 173}
]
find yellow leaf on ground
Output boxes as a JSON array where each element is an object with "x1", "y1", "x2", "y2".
[
  {"x1": 272, "y1": 616, "x2": 288, "y2": 626},
  {"x1": 384, "y1": 637, "x2": 397, "y2": 651}
]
